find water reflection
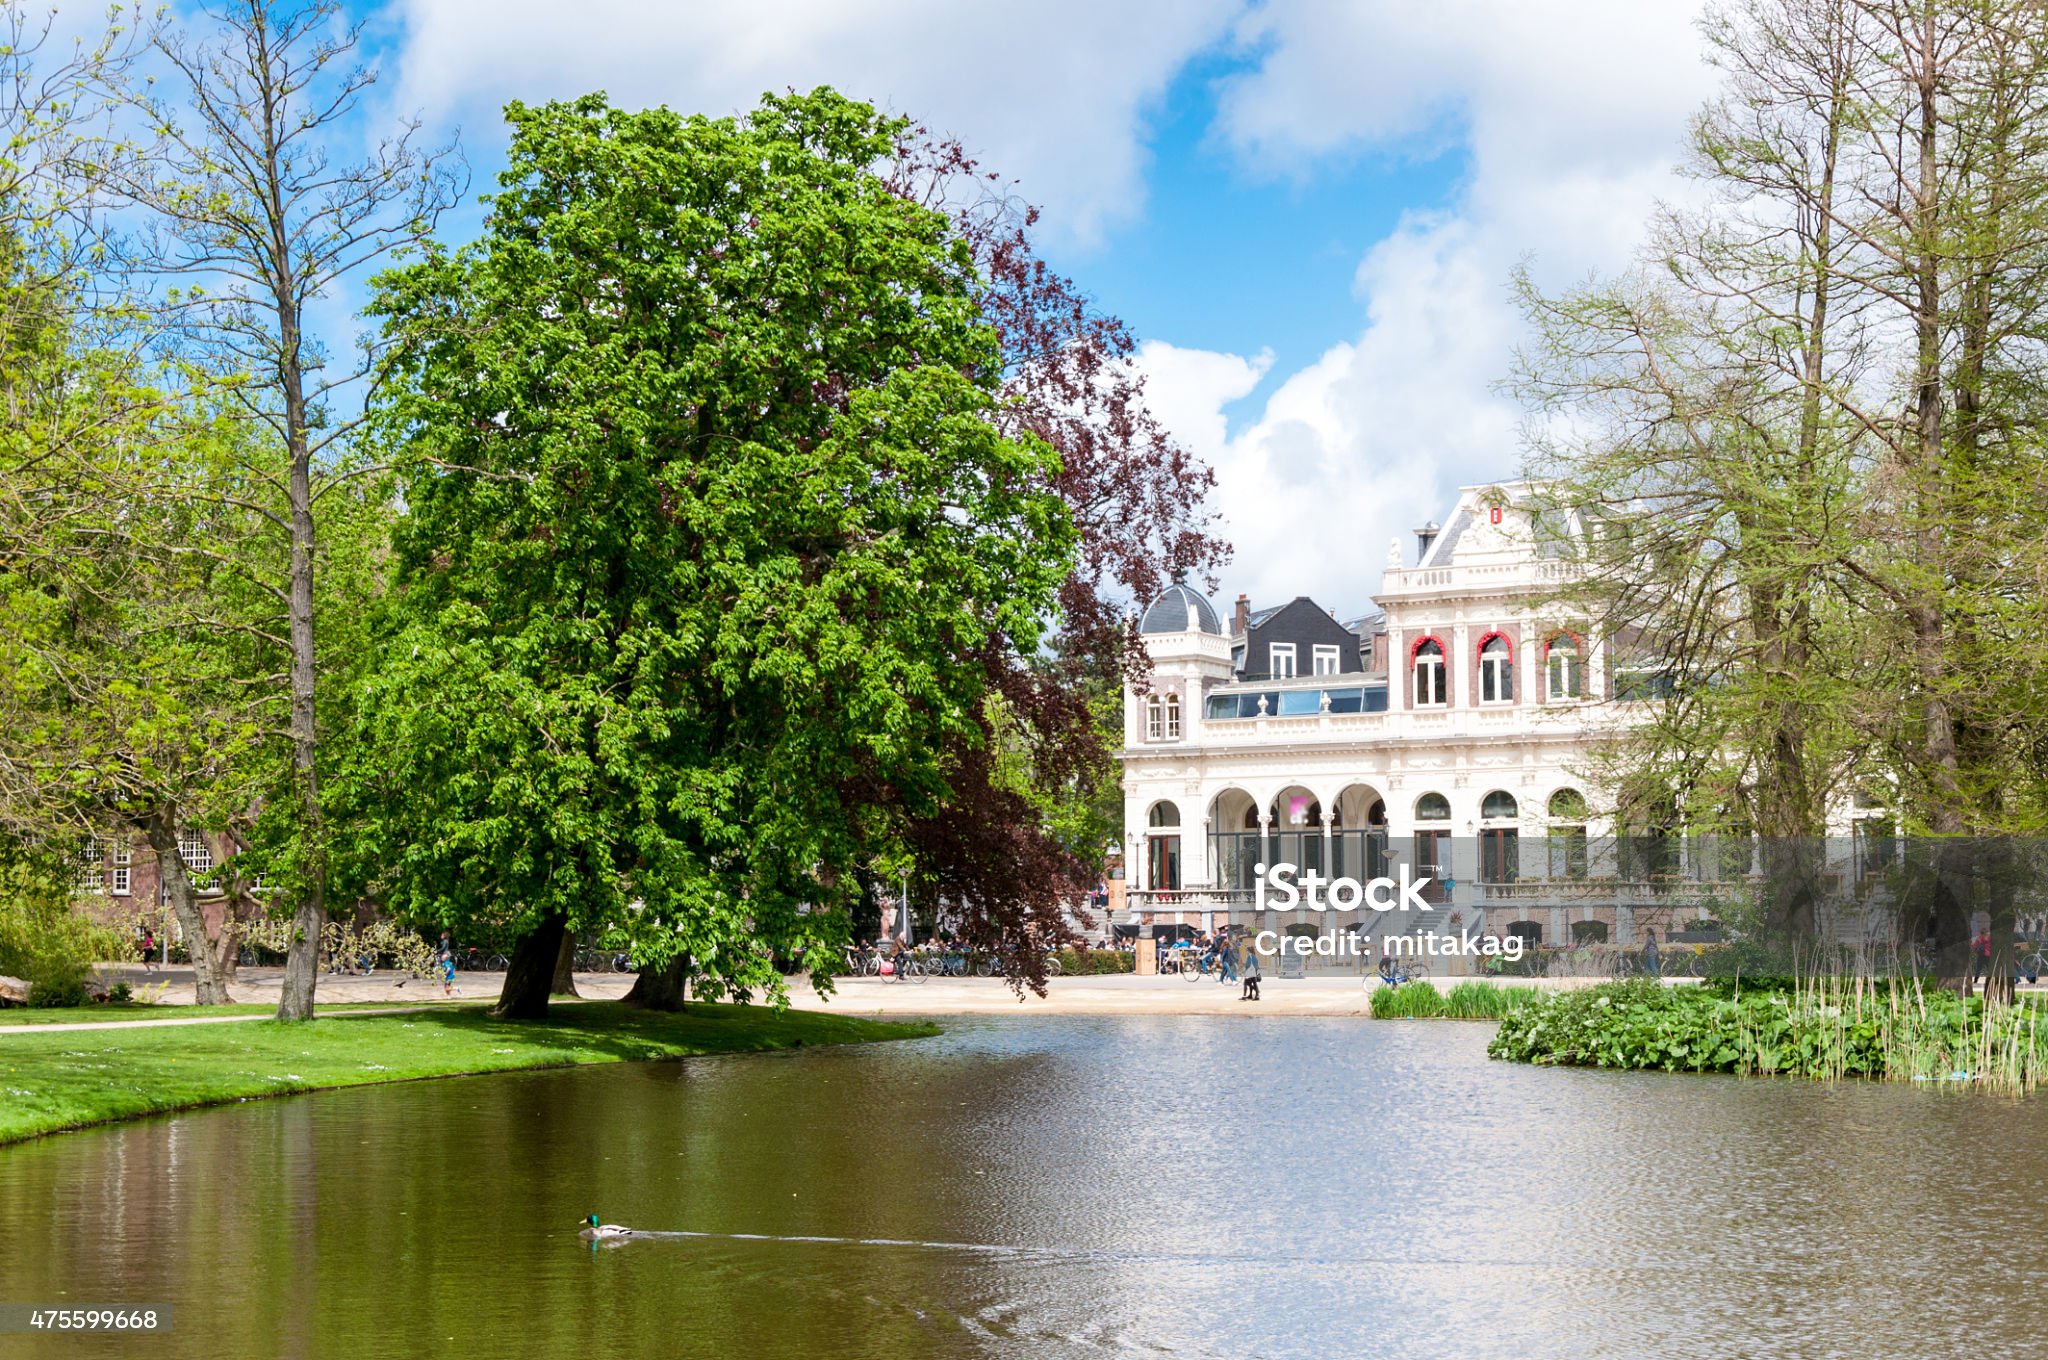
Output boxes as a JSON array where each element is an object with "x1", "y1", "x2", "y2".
[{"x1": 0, "y1": 1016, "x2": 2040, "y2": 1358}]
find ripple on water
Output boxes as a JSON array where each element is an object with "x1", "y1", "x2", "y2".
[{"x1": 0, "y1": 1014, "x2": 2037, "y2": 1359}]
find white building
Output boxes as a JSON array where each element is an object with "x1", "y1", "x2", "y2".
[{"x1": 1118, "y1": 483, "x2": 1822, "y2": 954}]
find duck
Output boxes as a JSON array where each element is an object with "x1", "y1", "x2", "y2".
[{"x1": 578, "y1": 1213, "x2": 633, "y2": 1241}]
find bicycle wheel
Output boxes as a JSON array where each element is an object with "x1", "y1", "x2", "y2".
[{"x1": 1403, "y1": 953, "x2": 1433, "y2": 978}]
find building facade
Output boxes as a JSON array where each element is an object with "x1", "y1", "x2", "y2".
[{"x1": 1117, "y1": 483, "x2": 1889, "y2": 955}]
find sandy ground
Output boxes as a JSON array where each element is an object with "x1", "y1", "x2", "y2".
[
  {"x1": 781, "y1": 971, "x2": 1634, "y2": 1018},
  {"x1": 84, "y1": 964, "x2": 638, "y2": 1008},
  {"x1": 51, "y1": 965, "x2": 1613, "y2": 1023}
]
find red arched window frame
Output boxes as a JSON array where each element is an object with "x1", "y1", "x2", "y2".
[
  {"x1": 1544, "y1": 630, "x2": 1586, "y2": 700},
  {"x1": 1476, "y1": 630, "x2": 1515, "y2": 704},
  {"x1": 1410, "y1": 634, "x2": 1448, "y2": 707},
  {"x1": 1476, "y1": 630, "x2": 1513, "y2": 660}
]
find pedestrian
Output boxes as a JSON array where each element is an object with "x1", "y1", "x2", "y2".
[
  {"x1": 438, "y1": 931, "x2": 457, "y2": 996},
  {"x1": 140, "y1": 925, "x2": 158, "y2": 974},
  {"x1": 1641, "y1": 928, "x2": 1660, "y2": 980},
  {"x1": 1972, "y1": 926, "x2": 1992, "y2": 989},
  {"x1": 1240, "y1": 942, "x2": 1261, "y2": 1001}
]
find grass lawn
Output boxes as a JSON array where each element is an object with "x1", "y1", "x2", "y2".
[
  {"x1": 0, "y1": 1002, "x2": 936, "y2": 1145},
  {"x1": 0, "y1": 999, "x2": 476, "y2": 1026}
]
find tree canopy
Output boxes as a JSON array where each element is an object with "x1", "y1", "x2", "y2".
[{"x1": 337, "y1": 90, "x2": 1079, "y2": 1012}]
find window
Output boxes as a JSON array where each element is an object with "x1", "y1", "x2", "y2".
[
  {"x1": 1480, "y1": 633, "x2": 1514, "y2": 703},
  {"x1": 1481, "y1": 790, "x2": 1519, "y2": 820},
  {"x1": 1146, "y1": 804, "x2": 1181, "y2": 891},
  {"x1": 1415, "y1": 793, "x2": 1451, "y2": 821},
  {"x1": 76, "y1": 838, "x2": 105, "y2": 894},
  {"x1": 1269, "y1": 643, "x2": 1296, "y2": 678},
  {"x1": 1854, "y1": 818, "x2": 1896, "y2": 875},
  {"x1": 1312, "y1": 644, "x2": 1341, "y2": 676},
  {"x1": 178, "y1": 831, "x2": 214, "y2": 873},
  {"x1": 1480, "y1": 829, "x2": 1519, "y2": 882},
  {"x1": 1144, "y1": 693, "x2": 1181, "y2": 741},
  {"x1": 112, "y1": 841, "x2": 132, "y2": 895},
  {"x1": 1545, "y1": 633, "x2": 1583, "y2": 700},
  {"x1": 1547, "y1": 789, "x2": 1588, "y2": 881},
  {"x1": 1412, "y1": 638, "x2": 1446, "y2": 706}
]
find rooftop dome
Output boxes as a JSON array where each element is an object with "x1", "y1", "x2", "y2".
[{"x1": 1139, "y1": 581, "x2": 1221, "y2": 635}]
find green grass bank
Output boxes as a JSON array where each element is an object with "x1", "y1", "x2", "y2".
[
  {"x1": 0, "y1": 1002, "x2": 936, "y2": 1146},
  {"x1": 1489, "y1": 978, "x2": 2048, "y2": 1090}
]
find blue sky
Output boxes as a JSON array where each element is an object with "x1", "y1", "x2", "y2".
[{"x1": 321, "y1": 0, "x2": 1720, "y2": 608}]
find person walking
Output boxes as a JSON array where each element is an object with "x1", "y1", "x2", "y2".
[
  {"x1": 140, "y1": 925, "x2": 158, "y2": 974},
  {"x1": 438, "y1": 931, "x2": 458, "y2": 997},
  {"x1": 1641, "y1": 928, "x2": 1661, "y2": 980},
  {"x1": 1972, "y1": 926, "x2": 1993, "y2": 991},
  {"x1": 1240, "y1": 942, "x2": 1262, "y2": 1001}
]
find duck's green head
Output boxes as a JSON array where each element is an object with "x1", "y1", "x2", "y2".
[{"x1": 587, "y1": 1213, "x2": 600, "y2": 1227}]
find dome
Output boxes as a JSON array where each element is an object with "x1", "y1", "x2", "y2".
[{"x1": 1139, "y1": 581, "x2": 1221, "y2": 635}]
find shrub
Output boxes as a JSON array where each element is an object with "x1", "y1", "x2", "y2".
[
  {"x1": 1443, "y1": 980, "x2": 1544, "y2": 1019},
  {"x1": 1054, "y1": 947, "x2": 1133, "y2": 976},
  {"x1": 1369, "y1": 980, "x2": 1445, "y2": 1018},
  {"x1": 0, "y1": 855, "x2": 101, "y2": 1005},
  {"x1": 106, "y1": 981, "x2": 134, "y2": 1004},
  {"x1": 1489, "y1": 976, "x2": 2048, "y2": 1089}
]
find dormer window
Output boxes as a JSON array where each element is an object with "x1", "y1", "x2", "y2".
[
  {"x1": 1145, "y1": 692, "x2": 1182, "y2": 741},
  {"x1": 1312, "y1": 644, "x2": 1341, "y2": 676},
  {"x1": 1412, "y1": 638, "x2": 1447, "y2": 707},
  {"x1": 1479, "y1": 634, "x2": 1514, "y2": 703},
  {"x1": 1269, "y1": 643, "x2": 1296, "y2": 678}
]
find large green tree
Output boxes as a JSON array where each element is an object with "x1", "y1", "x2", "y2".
[{"x1": 337, "y1": 90, "x2": 1076, "y2": 1017}]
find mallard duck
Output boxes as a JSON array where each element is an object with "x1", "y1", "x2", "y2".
[{"x1": 578, "y1": 1213, "x2": 632, "y2": 1241}]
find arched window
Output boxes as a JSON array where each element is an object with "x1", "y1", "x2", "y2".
[
  {"x1": 1482, "y1": 791, "x2": 1519, "y2": 820},
  {"x1": 1545, "y1": 633, "x2": 1583, "y2": 700},
  {"x1": 1144, "y1": 693, "x2": 1182, "y2": 741},
  {"x1": 1547, "y1": 789, "x2": 1588, "y2": 880},
  {"x1": 1479, "y1": 633, "x2": 1514, "y2": 703},
  {"x1": 1146, "y1": 801, "x2": 1181, "y2": 890},
  {"x1": 1412, "y1": 637, "x2": 1447, "y2": 707},
  {"x1": 1415, "y1": 793, "x2": 1451, "y2": 821}
]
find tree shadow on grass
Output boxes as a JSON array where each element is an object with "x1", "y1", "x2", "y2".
[{"x1": 369, "y1": 1001, "x2": 934, "y2": 1066}]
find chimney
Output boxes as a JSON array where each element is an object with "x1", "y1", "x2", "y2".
[
  {"x1": 1232, "y1": 593, "x2": 1250, "y2": 634},
  {"x1": 1414, "y1": 520, "x2": 1441, "y2": 564}
]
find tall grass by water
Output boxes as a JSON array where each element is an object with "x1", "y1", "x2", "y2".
[
  {"x1": 1490, "y1": 975, "x2": 2048, "y2": 1092},
  {"x1": 1369, "y1": 980, "x2": 1544, "y2": 1020}
]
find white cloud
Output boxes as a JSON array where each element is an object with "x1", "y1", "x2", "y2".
[
  {"x1": 385, "y1": 0, "x2": 1242, "y2": 247},
  {"x1": 1141, "y1": 0, "x2": 1718, "y2": 615}
]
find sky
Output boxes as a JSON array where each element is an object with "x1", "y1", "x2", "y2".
[{"x1": 355, "y1": 0, "x2": 1722, "y2": 614}]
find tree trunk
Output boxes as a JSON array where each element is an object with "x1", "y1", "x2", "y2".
[
  {"x1": 494, "y1": 913, "x2": 569, "y2": 1019},
  {"x1": 550, "y1": 931, "x2": 580, "y2": 997},
  {"x1": 623, "y1": 953, "x2": 692, "y2": 1011},
  {"x1": 142, "y1": 812, "x2": 230, "y2": 1005}
]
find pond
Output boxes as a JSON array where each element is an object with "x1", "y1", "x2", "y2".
[{"x1": 0, "y1": 1016, "x2": 2041, "y2": 1358}]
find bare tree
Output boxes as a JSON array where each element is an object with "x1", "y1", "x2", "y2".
[{"x1": 103, "y1": 0, "x2": 462, "y2": 1019}]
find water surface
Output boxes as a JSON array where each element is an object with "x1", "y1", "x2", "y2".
[{"x1": 0, "y1": 1016, "x2": 2039, "y2": 1358}]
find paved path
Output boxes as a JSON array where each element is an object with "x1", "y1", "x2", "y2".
[{"x1": 783, "y1": 972, "x2": 1624, "y2": 1018}]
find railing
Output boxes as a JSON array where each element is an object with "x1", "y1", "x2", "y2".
[
  {"x1": 1126, "y1": 888, "x2": 1255, "y2": 913},
  {"x1": 1476, "y1": 876, "x2": 1753, "y2": 903}
]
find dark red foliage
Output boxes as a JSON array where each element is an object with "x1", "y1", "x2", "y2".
[{"x1": 870, "y1": 129, "x2": 1229, "y2": 990}]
